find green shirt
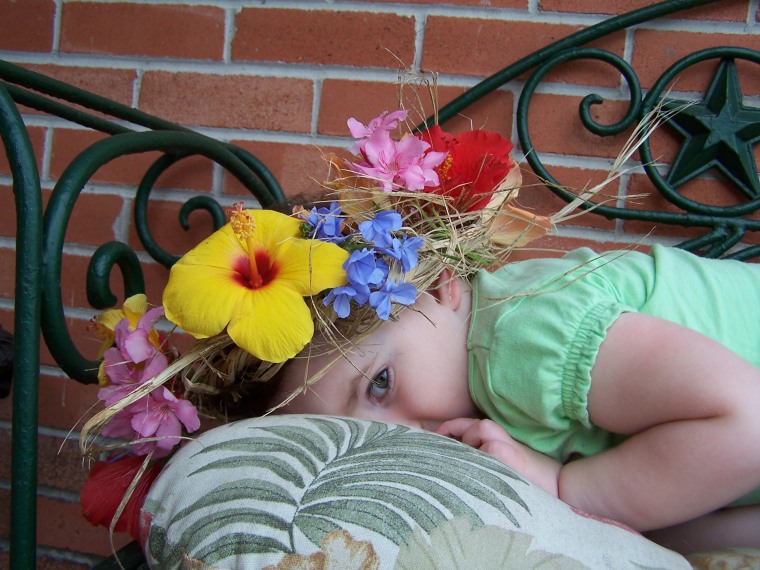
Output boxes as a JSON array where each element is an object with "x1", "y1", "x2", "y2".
[{"x1": 468, "y1": 246, "x2": 760, "y2": 468}]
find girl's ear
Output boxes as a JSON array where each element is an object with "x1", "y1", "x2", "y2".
[{"x1": 432, "y1": 269, "x2": 462, "y2": 310}]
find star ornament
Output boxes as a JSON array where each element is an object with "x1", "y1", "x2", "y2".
[{"x1": 661, "y1": 58, "x2": 760, "y2": 198}]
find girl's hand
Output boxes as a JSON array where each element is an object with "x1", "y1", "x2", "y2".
[{"x1": 436, "y1": 417, "x2": 561, "y2": 497}]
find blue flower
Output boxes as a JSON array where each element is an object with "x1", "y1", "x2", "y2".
[
  {"x1": 324, "y1": 284, "x2": 369, "y2": 318},
  {"x1": 381, "y1": 234, "x2": 424, "y2": 272},
  {"x1": 344, "y1": 248, "x2": 388, "y2": 288},
  {"x1": 302, "y1": 202, "x2": 346, "y2": 243},
  {"x1": 369, "y1": 279, "x2": 418, "y2": 320},
  {"x1": 358, "y1": 210, "x2": 402, "y2": 247}
]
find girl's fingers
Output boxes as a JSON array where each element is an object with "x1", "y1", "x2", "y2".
[
  {"x1": 435, "y1": 417, "x2": 480, "y2": 439},
  {"x1": 436, "y1": 418, "x2": 515, "y2": 449}
]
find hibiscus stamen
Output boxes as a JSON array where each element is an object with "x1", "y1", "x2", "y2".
[
  {"x1": 438, "y1": 154, "x2": 453, "y2": 184},
  {"x1": 229, "y1": 203, "x2": 264, "y2": 289}
]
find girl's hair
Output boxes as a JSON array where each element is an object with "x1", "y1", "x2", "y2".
[{"x1": 222, "y1": 355, "x2": 291, "y2": 419}]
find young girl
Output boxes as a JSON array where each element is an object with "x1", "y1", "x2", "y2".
[
  {"x1": 91, "y1": 108, "x2": 760, "y2": 554},
  {"x1": 274, "y1": 246, "x2": 760, "y2": 553}
]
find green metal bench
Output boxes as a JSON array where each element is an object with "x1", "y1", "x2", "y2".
[{"x1": 3, "y1": 0, "x2": 758, "y2": 567}]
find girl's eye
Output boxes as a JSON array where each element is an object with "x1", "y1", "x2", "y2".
[{"x1": 369, "y1": 368, "x2": 391, "y2": 401}]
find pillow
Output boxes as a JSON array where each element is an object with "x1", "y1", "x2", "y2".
[{"x1": 141, "y1": 415, "x2": 690, "y2": 569}]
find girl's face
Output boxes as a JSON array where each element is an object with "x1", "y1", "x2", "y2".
[{"x1": 276, "y1": 275, "x2": 480, "y2": 431}]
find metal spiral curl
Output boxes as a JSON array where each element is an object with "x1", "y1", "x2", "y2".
[
  {"x1": 86, "y1": 241, "x2": 146, "y2": 310},
  {"x1": 517, "y1": 47, "x2": 642, "y2": 192},
  {"x1": 43, "y1": 130, "x2": 285, "y2": 384}
]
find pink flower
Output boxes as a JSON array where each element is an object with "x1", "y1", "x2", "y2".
[
  {"x1": 347, "y1": 110, "x2": 447, "y2": 192},
  {"x1": 100, "y1": 347, "x2": 143, "y2": 388},
  {"x1": 129, "y1": 387, "x2": 201, "y2": 453},
  {"x1": 100, "y1": 344, "x2": 168, "y2": 388},
  {"x1": 114, "y1": 306, "x2": 165, "y2": 364},
  {"x1": 99, "y1": 402, "x2": 142, "y2": 440},
  {"x1": 95, "y1": 304, "x2": 195, "y2": 458},
  {"x1": 347, "y1": 110, "x2": 408, "y2": 154}
]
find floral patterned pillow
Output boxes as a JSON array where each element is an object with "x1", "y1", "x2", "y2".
[{"x1": 141, "y1": 415, "x2": 690, "y2": 569}]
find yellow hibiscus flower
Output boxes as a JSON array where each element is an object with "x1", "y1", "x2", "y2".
[{"x1": 162, "y1": 207, "x2": 348, "y2": 363}]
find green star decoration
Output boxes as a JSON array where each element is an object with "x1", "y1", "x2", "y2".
[{"x1": 661, "y1": 58, "x2": 760, "y2": 198}]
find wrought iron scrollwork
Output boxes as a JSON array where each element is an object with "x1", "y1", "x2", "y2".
[
  {"x1": 42, "y1": 131, "x2": 284, "y2": 383},
  {"x1": 427, "y1": 1, "x2": 759, "y2": 259},
  {"x1": 517, "y1": 47, "x2": 760, "y2": 258},
  {"x1": 1, "y1": 59, "x2": 285, "y2": 383},
  {"x1": 516, "y1": 47, "x2": 643, "y2": 185}
]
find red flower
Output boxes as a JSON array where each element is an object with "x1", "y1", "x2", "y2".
[
  {"x1": 81, "y1": 454, "x2": 163, "y2": 541},
  {"x1": 417, "y1": 126, "x2": 517, "y2": 212}
]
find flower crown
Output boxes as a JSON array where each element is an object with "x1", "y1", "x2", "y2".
[{"x1": 80, "y1": 108, "x2": 560, "y2": 540}]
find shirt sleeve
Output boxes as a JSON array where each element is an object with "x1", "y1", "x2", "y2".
[{"x1": 469, "y1": 255, "x2": 635, "y2": 461}]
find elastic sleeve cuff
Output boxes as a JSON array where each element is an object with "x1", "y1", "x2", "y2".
[{"x1": 561, "y1": 303, "x2": 627, "y2": 426}]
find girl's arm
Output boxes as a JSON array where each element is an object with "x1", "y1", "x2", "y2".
[
  {"x1": 560, "y1": 312, "x2": 760, "y2": 531},
  {"x1": 438, "y1": 312, "x2": 760, "y2": 533}
]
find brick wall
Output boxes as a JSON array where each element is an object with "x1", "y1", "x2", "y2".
[{"x1": 1, "y1": 0, "x2": 758, "y2": 566}]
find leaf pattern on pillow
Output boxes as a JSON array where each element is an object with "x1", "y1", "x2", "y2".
[
  {"x1": 395, "y1": 517, "x2": 588, "y2": 570},
  {"x1": 144, "y1": 416, "x2": 529, "y2": 567}
]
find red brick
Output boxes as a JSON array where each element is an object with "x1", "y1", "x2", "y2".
[
  {"x1": 506, "y1": 234, "x2": 637, "y2": 262},
  {"x1": 37, "y1": 316, "x2": 94, "y2": 371},
  {"x1": 60, "y1": 2, "x2": 225, "y2": 59},
  {"x1": 318, "y1": 80, "x2": 514, "y2": 137},
  {"x1": 139, "y1": 72, "x2": 313, "y2": 132},
  {"x1": 0, "y1": 430, "x2": 87, "y2": 493},
  {"x1": 0, "y1": 309, "x2": 12, "y2": 333},
  {"x1": 525, "y1": 93, "x2": 635, "y2": 160},
  {"x1": 49, "y1": 129, "x2": 214, "y2": 190},
  {"x1": 540, "y1": 0, "x2": 656, "y2": 14},
  {"x1": 422, "y1": 17, "x2": 625, "y2": 84},
  {"x1": 540, "y1": 0, "x2": 749, "y2": 21},
  {"x1": 355, "y1": 0, "x2": 524, "y2": 5},
  {"x1": 621, "y1": 171, "x2": 760, "y2": 242},
  {"x1": 632, "y1": 30, "x2": 760, "y2": 93},
  {"x1": 0, "y1": 182, "x2": 17, "y2": 242},
  {"x1": 0, "y1": 454, "x2": 130, "y2": 559},
  {"x1": 126, "y1": 199, "x2": 217, "y2": 260},
  {"x1": 518, "y1": 166, "x2": 619, "y2": 231},
  {"x1": 0, "y1": 247, "x2": 15, "y2": 300},
  {"x1": 32, "y1": 374, "x2": 101, "y2": 431},
  {"x1": 11, "y1": 184, "x2": 121, "y2": 255},
  {"x1": 233, "y1": 8, "x2": 415, "y2": 68},
  {"x1": 35, "y1": 493, "x2": 131, "y2": 556},
  {"x1": 64, "y1": 192, "x2": 124, "y2": 247},
  {"x1": 0, "y1": 0, "x2": 55, "y2": 52},
  {"x1": 139, "y1": 262, "x2": 172, "y2": 311},
  {"x1": 224, "y1": 140, "x2": 341, "y2": 201},
  {"x1": 21, "y1": 65, "x2": 136, "y2": 109}
]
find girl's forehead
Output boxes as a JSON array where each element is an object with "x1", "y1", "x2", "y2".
[{"x1": 278, "y1": 354, "x2": 366, "y2": 415}]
